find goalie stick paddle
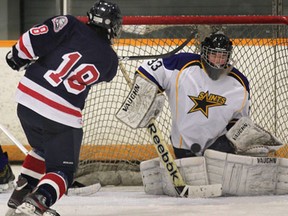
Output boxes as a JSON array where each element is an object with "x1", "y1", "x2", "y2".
[
  {"x1": 0, "y1": 122, "x2": 101, "y2": 196},
  {"x1": 116, "y1": 59, "x2": 222, "y2": 198}
]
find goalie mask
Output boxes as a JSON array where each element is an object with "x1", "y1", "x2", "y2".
[
  {"x1": 87, "y1": 0, "x2": 122, "y2": 40},
  {"x1": 201, "y1": 32, "x2": 233, "y2": 80}
]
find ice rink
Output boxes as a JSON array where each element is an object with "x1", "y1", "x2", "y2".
[{"x1": 1, "y1": 166, "x2": 288, "y2": 216}]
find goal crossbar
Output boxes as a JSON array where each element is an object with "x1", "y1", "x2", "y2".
[{"x1": 77, "y1": 15, "x2": 288, "y2": 25}]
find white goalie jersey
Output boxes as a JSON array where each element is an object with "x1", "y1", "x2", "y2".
[{"x1": 137, "y1": 53, "x2": 250, "y2": 154}]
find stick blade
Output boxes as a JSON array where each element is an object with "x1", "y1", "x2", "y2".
[{"x1": 67, "y1": 183, "x2": 101, "y2": 196}]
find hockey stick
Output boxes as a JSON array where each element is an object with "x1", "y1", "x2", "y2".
[
  {"x1": 0, "y1": 122, "x2": 101, "y2": 196},
  {"x1": 0, "y1": 123, "x2": 29, "y2": 155},
  {"x1": 76, "y1": 16, "x2": 195, "y2": 61},
  {"x1": 117, "y1": 60, "x2": 222, "y2": 198},
  {"x1": 118, "y1": 32, "x2": 194, "y2": 61}
]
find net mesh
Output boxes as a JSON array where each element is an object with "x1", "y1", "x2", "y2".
[{"x1": 75, "y1": 16, "x2": 288, "y2": 186}]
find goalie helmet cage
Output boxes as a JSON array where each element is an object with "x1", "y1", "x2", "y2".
[{"x1": 75, "y1": 15, "x2": 288, "y2": 186}]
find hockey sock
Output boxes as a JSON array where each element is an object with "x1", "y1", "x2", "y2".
[
  {"x1": 21, "y1": 150, "x2": 45, "y2": 187},
  {"x1": 37, "y1": 171, "x2": 68, "y2": 206}
]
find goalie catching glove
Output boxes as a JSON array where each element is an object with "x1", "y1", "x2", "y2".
[
  {"x1": 226, "y1": 117, "x2": 283, "y2": 156},
  {"x1": 116, "y1": 74, "x2": 165, "y2": 128}
]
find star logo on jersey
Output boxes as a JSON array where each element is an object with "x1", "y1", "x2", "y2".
[{"x1": 188, "y1": 91, "x2": 226, "y2": 118}]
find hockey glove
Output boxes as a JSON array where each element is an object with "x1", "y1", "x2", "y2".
[
  {"x1": 6, "y1": 51, "x2": 31, "y2": 71},
  {"x1": 226, "y1": 117, "x2": 283, "y2": 156}
]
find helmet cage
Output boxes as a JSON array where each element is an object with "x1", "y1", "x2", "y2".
[{"x1": 202, "y1": 46, "x2": 232, "y2": 69}]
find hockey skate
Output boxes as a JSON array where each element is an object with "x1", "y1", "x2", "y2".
[
  {"x1": 6, "y1": 176, "x2": 32, "y2": 216},
  {"x1": 17, "y1": 191, "x2": 60, "y2": 216},
  {"x1": 8, "y1": 176, "x2": 32, "y2": 208}
]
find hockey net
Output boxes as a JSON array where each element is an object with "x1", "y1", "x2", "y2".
[{"x1": 75, "y1": 16, "x2": 288, "y2": 186}]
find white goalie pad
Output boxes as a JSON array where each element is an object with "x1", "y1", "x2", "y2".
[
  {"x1": 276, "y1": 158, "x2": 288, "y2": 195},
  {"x1": 140, "y1": 157, "x2": 209, "y2": 197},
  {"x1": 226, "y1": 117, "x2": 283, "y2": 156},
  {"x1": 140, "y1": 158, "x2": 164, "y2": 195},
  {"x1": 205, "y1": 149, "x2": 288, "y2": 196},
  {"x1": 116, "y1": 75, "x2": 165, "y2": 129},
  {"x1": 161, "y1": 157, "x2": 210, "y2": 197}
]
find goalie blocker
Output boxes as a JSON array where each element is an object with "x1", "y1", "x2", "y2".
[{"x1": 116, "y1": 74, "x2": 165, "y2": 129}]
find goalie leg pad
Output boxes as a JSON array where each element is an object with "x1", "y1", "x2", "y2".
[
  {"x1": 160, "y1": 157, "x2": 209, "y2": 197},
  {"x1": 140, "y1": 158, "x2": 164, "y2": 195},
  {"x1": 205, "y1": 149, "x2": 281, "y2": 196},
  {"x1": 276, "y1": 158, "x2": 288, "y2": 195},
  {"x1": 140, "y1": 157, "x2": 209, "y2": 197}
]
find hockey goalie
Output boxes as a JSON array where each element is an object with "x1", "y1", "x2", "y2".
[{"x1": 116, "y1": 32, "x2": 287, "y2": 197}]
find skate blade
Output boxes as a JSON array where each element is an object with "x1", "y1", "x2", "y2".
[
  {"x1": 43, "y1": 211, "x2": 60, "y2": 216},
  {"x1": 17, "y1": 202, "x2": 60, "y2": 216},
  {"x1": 17, "y1": 202, "x2": 40, "y2": 216},
  {"x1": 5, "y1": 208, "x2": 27, "y2": 216}
]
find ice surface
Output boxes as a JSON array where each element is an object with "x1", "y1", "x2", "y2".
[{"x1": 1, "y1": 166, "x2": 288, "y2": 216}]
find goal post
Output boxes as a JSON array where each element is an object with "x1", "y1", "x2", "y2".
[{"x1": 75, "y1": 15, "x2": 288, "y2": 186}]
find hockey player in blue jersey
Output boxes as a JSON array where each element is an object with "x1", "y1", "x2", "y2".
[{"x1": 5, "y1": 1, "x2": 122, "y2": 215}]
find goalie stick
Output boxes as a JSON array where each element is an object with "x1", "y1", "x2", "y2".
[
  {"x1": 0, "y1": 122, "x2": 101, "y2": 196},
  {"x1": 116, "y1": 59, "x2": 222, "y2": 198}
]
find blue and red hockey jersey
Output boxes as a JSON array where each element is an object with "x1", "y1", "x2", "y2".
[{"x1": 12, "y1": 15, "x2": 118, "y2": 128}]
